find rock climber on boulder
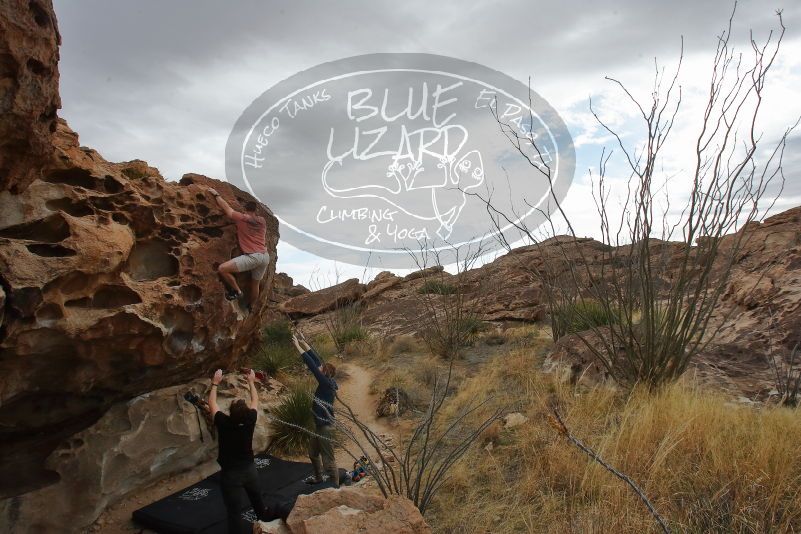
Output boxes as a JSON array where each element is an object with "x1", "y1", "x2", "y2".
[{"x1": 205, "y1": 186, "x2": 269, "y2": 311}]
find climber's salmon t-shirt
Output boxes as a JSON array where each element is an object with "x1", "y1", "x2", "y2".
[{"x1": 231, "y1": 211, "x2": 267, "y2": 254}]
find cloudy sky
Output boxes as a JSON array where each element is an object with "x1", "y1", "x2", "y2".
[{"x1": 52, "y1": 0, "x2": 801, "y2": 288}]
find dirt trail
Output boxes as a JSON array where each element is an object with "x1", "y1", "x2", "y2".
[{"x1": 333, "y1": 362, "x2": 397, "y2": 467}]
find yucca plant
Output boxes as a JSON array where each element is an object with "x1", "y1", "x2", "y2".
[
  {"x1": 267, "y1": 387, "x2": 315, "y2": 455},
  {"x1": 417, "y1": 279, "x2": 456, "y2": 295},
  {"x1": 263, "y1": 318, "x2": 294, "y2": 344},
  {"x1": 253, "y1": 343, "x2": 296, "y2": 375},
  {"x1": 250, "y1": 319, "x2": 299, "y2": 375},
  {"x1": 325, "y1": 304, "x2": 368, "y2": 352},
  {"x1": 552, "y1": 300, "x2": 621, "y2": 340}
]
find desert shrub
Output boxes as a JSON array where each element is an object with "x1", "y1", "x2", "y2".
[
  {"x1": 263, "y1": 319, "x2": 293, "y2": 344},
  {"x1": 337, "y1": 324, "x2": 368, "y2": 346},
  {"x1": 769, "y1": 342, "x2": 801, "y2": 406},
  {"x1": 552, "y1": 300, "x2": 621, "y2": 339},
  {"x1": 267, "y1": 386, "x2": 315, "y2": 455},
  {"x1": 310, "y1": 333, "x2": 336, "y2": 360},
  {"x1": 251, "y1": 319, "x2": 299, "y2": 375},
  {"x1": 418, "y1": 279, "x2": 456, "y2": 295},
  {"x1": 421, "y1": 316, "x2": 486, "y2": 359},
  {"x1": 415, "y1": 358, "x2": 442, "y2": 387},
  {"x1": 458, "y1": 316, "x2": 486, "y2": 338},
  {"x1": 344, "y1": 335, "x2": 380, "y2": 359},
  {"x1": 483, "y1": 331, "x2": 507, "y2": 346},
  {"x1": 325, "y1": 305, "x2": 369, "y2": 352},
  {"x1": 333, "y1": 359, "x2": 503, "y2": 515},
  {"x1": 387, "y1": 335, "x2": 419, "y2": 355},
  {"x1": 503, "y1": 325, "x2": 545, "y2": 348},
  {"x1": 252, "y1": 343, "x2": 296, "y2": 375},
  {"x1": 369, "y1": 368, "x2": 408, "y2": 396}
]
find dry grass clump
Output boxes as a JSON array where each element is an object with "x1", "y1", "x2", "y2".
[
  {"x1": 387, "y1": 334, "x2": 422, "y2": 355},
  {"x1": 341, "y1": 334, "x2": 422, "y2": 363},
  {"x1": 429, "y1": 348, "x2": 801, "y2": 533},
  {"x1": 343, "y1": 335, "x2": 378, "y2": 359},
  {"x1": 414, "y1": 357, "x2": 442, "y2": 387},
  {"x1": 368, "y1": 368, "x2": 409, "y2": 396},
  {"x1": 309, "y1": 333, "x2": 336, "y2": 360},
  {"x1": 502, "y1": 323, "x2": 550, "y2": 347}
]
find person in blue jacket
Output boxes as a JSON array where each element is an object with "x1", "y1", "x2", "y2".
[{"x1": 292, "y1": 332, "x2": 340, "y2": 487}]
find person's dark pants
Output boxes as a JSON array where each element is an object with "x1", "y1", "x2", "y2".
[
  {"x1": 308, "y1": 423, "x2": 339, "y2": 487},
  {"x1": 220, "y1": 463, "x2": 268, "y2": 533}
]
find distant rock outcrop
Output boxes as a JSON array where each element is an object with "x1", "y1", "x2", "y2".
[
  {"x1": 294, "y1": 208, "x2": 801, "y2": 398},
  {"x1": 280, "y1": 278, "x2": 366, "y2": 318}
]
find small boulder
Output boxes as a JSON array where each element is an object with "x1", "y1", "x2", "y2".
[
  {"x1": 253, "y1": 518, "x2": 291, "y2": 534},
  {"x1": 376, "y1": 387, "x2": 412, "y2": 417},
  {"x1": 503, "y1": 412, "x2": 528, "y2": 429},
  {"x1": 287, "y1": 487, "x2": 431, "y2": 534}
]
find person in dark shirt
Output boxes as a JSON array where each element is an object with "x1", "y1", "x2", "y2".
[
  {"x1": 291, "y1": 333, "x2": 340, "y2": 487},
  {"x1": 208, "y1": 368, "x2": 269, "y2": 532}
]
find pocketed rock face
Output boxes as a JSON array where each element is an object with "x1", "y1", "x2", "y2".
[
  {"x1": 0, "y1": 0, "x2": 61, "y2": 193},
  {"x1": 0, "y1": 373, "x2": 285, "y2": 533},
  {"x1": 0, "y1": 120, "x2": 280, "y2": 499}
]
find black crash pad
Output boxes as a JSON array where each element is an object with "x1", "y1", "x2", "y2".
[{"x1": 131, "y1": 455, "x2": 347, "y2": 533}]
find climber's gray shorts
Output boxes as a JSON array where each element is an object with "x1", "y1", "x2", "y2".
[{"x1": 231, "y1": 252, "x2": 269, "y2": 280}]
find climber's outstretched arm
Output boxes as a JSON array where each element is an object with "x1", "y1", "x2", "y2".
[
  {"x1": 246, "y1": 369, "x2": 259, "y2": 410},
  {"x1": 292, "y1": 334, "x2": 305, "y2": 355},
  {"x1": 206, "y1": 187, "x2": 235, "y2": 219},
  {"x1": 208, "y1": 369, "x2": 222, "y2": 416}
]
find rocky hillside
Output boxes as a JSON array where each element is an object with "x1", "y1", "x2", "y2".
[
  {"x1": 0, "y1": 0, "x2": 282, "y2": 519},
  {"x1": 284, "y1": 207, "x2": 801, "y2": 399}
]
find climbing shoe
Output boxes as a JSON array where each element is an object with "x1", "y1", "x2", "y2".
[{"x1": 224, "y1": 289, "x2": 242, "y2": 301}]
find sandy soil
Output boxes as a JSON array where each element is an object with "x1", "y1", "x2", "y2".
[
  {"x1": 332, "y1": 362, "x2": 398, "y2": 468},
  {"x1": 89, "y1": 362, "x2": 395, "y2": 533}
]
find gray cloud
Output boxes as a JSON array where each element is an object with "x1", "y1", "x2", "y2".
[
  {"x1": 51, "y1": 0, "x2": 801, "y2": 275},
  {"x1": 54, "y1": 0, "x2": 801, "y2": 180}
]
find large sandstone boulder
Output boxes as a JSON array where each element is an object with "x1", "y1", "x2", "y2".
[
  {"x1": 0, "y1": 120, "x2": 281, "y2": 499},
  {"x1": 0, "y1": 0, "x2": 61, "y2": 193},
  {"x1": 284, "y1": 487, "x2": 431, "y2": 534},
  {"x1": 0, "y1": 373, "x2": 284, "y2": 532},
  {"x1": 0, "y1": 120, "x2": 280, "y2": 499},
  {"x1": 0, "y1": 0, "x2": 284, "y2": 504}
]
